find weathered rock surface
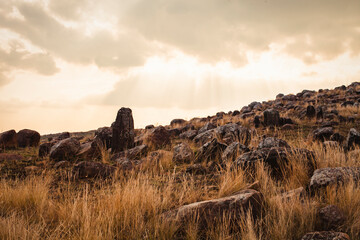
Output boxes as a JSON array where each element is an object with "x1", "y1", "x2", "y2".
[
  {"x1": 215, "y1": 123, "x2": 251, "y2": 145},
  {"x1": 221, "y1": 142, "x2": 249, "y2": 162},
  {"x1": 17, "y1": 129, "x2": 40, "y2": 147},
  {"x1": 300, "y1": 231, "x2": 350, "y2": 240},
  {"x1": 77, "y1": 139, "x2": 102, "y2": 160},
  {"x1": 0, "y1": 130, "x2": 17, "y2": 149},
  {"x1": 50, "y1": 138, "x2": 81, "y2": 161},
  {"x1": 111, "y1": 107, "x2": 134, "y2": 153},
  {"x1": 263, "y1": 109, "x2": 280, "y2": 126},
  {"x1": 165, "y1": 189, "x2": 264, "y2": 227},
  {"x1": 145, "y1": 126, "x2": 170, "y2": 148},
  {"x1": 72, "y1": 161, "x2": 116, "y2": 179},
  {"x1": 258, "y1": 137, "x2": 290, "y2": 149},
  {"x1": 95, "y1": 127, "x2": 112, "y2": 149},
  {"x1": 172, "y1": 143, "x2": 193, "y2": 164},
  {"x1": 318, "y1": 205, "x2": 346, "y2": 231},
  {"x1": 310, "y1": 167, "x2": 360, "y2": 191},
  {"x1": 39, "y1": 142, "x2": 55, "y2": 157},
  {"x1": 346, "y1": 128, "x2": 360, "y2": 150},
  {"x1": 193, "y1": 129, "x2": 215, "y2": 145},
  {"x1": 312, "y1": 127, "x2": 334, "y2": 142},
  {"x1": 57, "y1": 132, "x2": 70, "y2": 140},
  {"x1": 196, "y1": 138, "x2": 227, "y2": 163}
]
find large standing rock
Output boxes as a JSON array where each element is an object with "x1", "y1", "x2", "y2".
[
  {"x1": 49, "y1": 138, "x2": 81, "y2": 161},
  {"x1": 172, "y1": 142, "x2": 194, "y2": 164},
  {"x1": 111, "y1": 108, "x2": 134, "y2": 153},
  {"x1": 263, "y1": 109, "x2": 280, "y2": 126},
  {"x1": 0, "y1": 130, "x2": 17, "y2": 149},
  {"x1": 215, "y1": 123, "x2": 251, "y2": 145},
  {"x1": 72, "y1": 161, "x2": 116, "y2": 179},
  {"x1": 17, "y1": 129, "x2": 40, "y2": 147},
  {"x1": 164, "y1": 189, "x2": 263, "y2": 228},
  {"x1": 145, "y1": 126, "x2": 170, "y2": 148},
  {"x1": 95, "y1": 127, "x2": 112, "y2": 149},
  {"x1": 346, "y1": 128, "x2": 360, "y2": 150},
  {"x1": 310, "y1": 167, "x2": 360, "y2": 191},
  {"x1": 300, "y1": 231, "x2": 350, "y2": 240}
]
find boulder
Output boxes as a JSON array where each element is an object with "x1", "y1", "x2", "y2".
[
  {"x1": 179, "y1": 129, "x2": 198, "y2": 140},
  {"x1": 77, "y1": 139, "x2": 102, "y2": 160},
  {"x1": 306, "y1": 105, "x2": 316, "y2": 118},
  {"x1": 17, "y1": 129, "x2": 40, "y2": 147},
  {"x1": 164, "y1": 189, "x2": 263, "y2": 228},
  {"x1": 263, "y1": 109, "x2": 280, "y2": 126},
  {"x1": 95, "y1": 127, "x2": 112, "y2": 149},
  {"x1": 318, "y1": 205, "x2": 346, "y2": 231},
  {"x1": 172, "y1": 143, "x2": 194, "y2": 164},
  {"x1": 198, "y1": 123, "x2": 216, "y2": 134},
  {"x1": 258, "y1": 137, "x2": 290, "y2": 149},
  {"x1": 221, "y1": 142, "x2": 249, "y2": 163},
  {"x1": 49, "y1": 138, "x2": 81, "y2": 162},
  {"x1": 72, "y1": 161, "x2": 116, "y2": 179},
  {"x1": 196, "y1": 138, "x2": 227, "y2": 163},
  {"x1": 312, "y1": 127, "x2": 334, "y2": 142},
  {"x1": 145, "y1": 126, "x2": 170, "y2": 148},
  {"x1": 57, "y1": 132, "x2": 70, "y2": 140},
  {"x1": 193, "y1": 129, "x2": 215, "y2": 146},
  {"x1": 111, "y1": 107, "x2": 135, "y2": 153},
  {"x1": 170, "y1": 118, "x2": 186, "y2": 126},
  {"x1": 300, "y1": 231, "x2": 349, "y2": 240},
  {"x1": 310, "y1": 167, "x2": 360, "y2": 191},
  {"x1": 215, "y1": 123, "x2": 251, "y2": 145},
  {"x1": 0, "y1": 130, "x2": 17, "y2": 149},
  {"x1": 39, "y1": 142, "x2": 55, "y2": 157},
  {"x1": 346, "y1": 128, "x2": 360, "y2": 150}
]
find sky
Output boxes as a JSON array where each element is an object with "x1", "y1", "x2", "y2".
[{"x1": 0, "y1": 0, "x2": 360, "y2": 134}]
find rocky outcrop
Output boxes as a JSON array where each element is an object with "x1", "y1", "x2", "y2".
[
  {"x1": 49, "y1": 138, "x2": 81, "y2": 161},
  {"x1": 0, "y1": 130, "x2": 17, "y2": 149},
  {"x1": 111, "y1": 107, "x2": 134, "y2": 153},
  {"x1": 17, "y1": 129, "x2": 40, "y2": 147}
]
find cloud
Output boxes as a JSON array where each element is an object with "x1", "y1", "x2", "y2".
[{"x1": 0, "y1": 1, "x2": 153, "y2": 71}]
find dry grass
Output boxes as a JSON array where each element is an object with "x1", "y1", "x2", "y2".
[{"x1": 3, "y1": 125, "x2": 360, "y2": 239}]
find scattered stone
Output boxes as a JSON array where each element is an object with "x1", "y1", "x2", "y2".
[
  {"x1": 198, "y1": 123, "x2": 216, "y2": 134},
  {"x1": 300, "y1": 231, "x2": 349, "y2": 240},
  {"x1": 179, "y1": 129, "x2": 198, "y2": 140},
  {"x1": 77, "y1": 139, "x2": 102, "y2": 160},
  {"x1": 164, "y1": 189, "x2": 264, "y2": 228},
  {"x1": 170, "y1": 119, "x2": 186, "y2": 126},
  {"x1": 72, "y1": 161, "x2": 116, "y2": 179},
  {"x1": 145, "y1": 125, "x2": 155, "y2": 130},
  {"x1": 172, "y1": 142, "x2": 194, "y2": 164},
  {"x1": 310, "y1": 167, "x2": 360, "y2": 191},
  {"x1": 185, "y1": 164, "x2": 207, "y2": 175},
  {"x1": 263, "y1": 109, "x2": 280, "y2": 126},
  {"x1": 39, "y1": 142, "x2": 55, "y2": 157},
  {"x1": 95, "y1": 127, "x2": 112, "y2": 149},
  {"x1": 312, "y1": 127, "x2": 334, "y2": 142},
  {"x1": 346, "y1": 128, "x2": 360, "y2": 150},
  {"x1": 258, "y1": 137, "x2": 290, "y2": 149},
  {"x1": 57, "y1": 132, "x2": 70, "y2": 140},
  {"x1": 306, "y1": 105, "x2": 316, "y2": 118},
  {"x1": 221, "y1": 142, "x2": 249, "y2": 163},
  {"x1": 318, "y1": 205, "x2": 346, "y2": 231},
  {"x1": 0, "y1": 130, "x2": 17, "y2": 149},
  {"x1": 145, "y1": 126, "x2": 170, "y2": 148},
  {"x1": 50, "y1": 138, "x2": 81, "y2": 162},
  {"x1": 193, "y1": 129, "x2": 216, "y2": 145},
  {"x1": 196, "y1": 138, "x2": 227, "y2": 163},
  {"x1": 215, "y1": 123, "x2": 251, "y2": 145},
  {"x1": 17, "y1": 129, "x2": 40, "y2": 147},
  {"x1": 111, "y1": 107, "x2": 135, "y2": 153}
]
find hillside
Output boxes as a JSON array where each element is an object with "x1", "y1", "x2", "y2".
[{"x1": 1, "y1": 82, "x2": 360, "y2": 239}]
